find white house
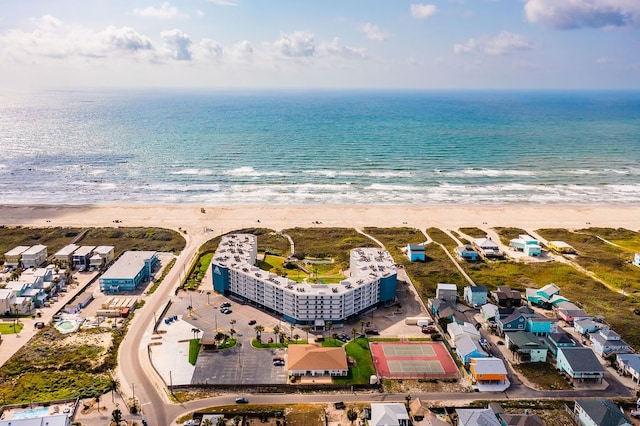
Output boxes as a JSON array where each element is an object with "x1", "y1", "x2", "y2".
[
  {"x1": 90, "y1": 246, "x2": 115, "y2": 267},
  {"x1": 435, "y1": 283, "x2": 457, "y2": 302},
  {"x1": 21, "y1": 245, "x2": 48, "y2": 268},
  {"x1": 616, "y1": 353, "x2": 640, "y2": 384},
  {"x1": 573, "y1": 399, "x2": 632, "y2": 426},
  {"x1": 590, "y1": 329, "x2": 630, "y2": 358},
  {"x1": 370, "y1": 403, "x2": 410, "y2": 426},
  {"x1": 634, "y1": 253, "x2": 640, "y2": 268},
  {"x1": 53, "y1": 244, "x2": 79, "y2": 265}
]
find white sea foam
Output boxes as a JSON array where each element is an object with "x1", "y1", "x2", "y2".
[
  {"x1": 455, "y1": 168, "x2": 537, "y2": 177},
  {"x1": 170, "y1": 168, "x2": 214, "y2": 176},
  {"x1": 224, "y1": 166, "x2": 288, "y2": 177}
]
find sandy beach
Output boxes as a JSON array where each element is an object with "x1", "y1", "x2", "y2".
[{"x1": 0, "y1": 204, "x2": 639, "y2": 233}]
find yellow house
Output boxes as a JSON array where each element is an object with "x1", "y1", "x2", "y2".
[{"x1": 548, "y1": 241, "x2": 575, "y2": 254}]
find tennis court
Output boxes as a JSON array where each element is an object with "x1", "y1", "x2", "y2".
[{"x1": 370, "y1": 341, "x2": 458, "y2": 379}]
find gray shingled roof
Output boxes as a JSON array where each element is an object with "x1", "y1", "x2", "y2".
[{"x1": 559, "y1": 348, "x2": 605, "y2": 372}]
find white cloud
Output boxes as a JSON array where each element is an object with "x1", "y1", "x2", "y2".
[
  {"x1": 318, "y1": 37, "x2": 367, "y2": 59},
  {"x1": 133, "y1": 2, "x2": 186, "y2": 19},
  {"x1": 272, "y1": 31, "x2": 316, "y2": 57},
  {"x1": 411, "y1": 4, "x2": 438, "y2": 19},
  {"x1": 228, "y1": 40, "x2": 253, "y2": 60},
  {"x1": 0, "y1": 16, "x2": 155, "y2": 62},
  {"x1": 207, "y1": 0, "x2": 238, "y2": 5},
  {"x1": 596, "y1": 56, "x2": 612, "y2": 63},
  {"x1": 454, "y1": 31, "x2": 534, "y2": 56},
  {"x1": 194, "y1": 38, "x2": 224, "y2": 61},
  {"x1": 160, "y1": 29, "x2": 192, "y2": 60},
  {"x1": 524, "y1": 0, "x2": 640, "y2": 29},
  {"x1": 359, "y1": 23, "x2": 387, "y2": 42}
]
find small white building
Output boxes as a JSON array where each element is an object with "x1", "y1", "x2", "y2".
[
  {"x1": 91, "y1": 246, "x2": 115, "y2": 267},
  {"x1": 436, "y1": 283, "x2": 458, "y2": 302},
  {"x1": 634, "y1": 253, "x2": 640, "y2": 268},
  {"x1": 370, "y1": 403, "x2": 410, "y2": 426},
  {"x1": 21, "y1": 245, "x2": 48, "y2": 268}
]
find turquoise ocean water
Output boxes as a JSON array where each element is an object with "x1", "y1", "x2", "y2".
[{"x1": 1, "y1": 90, "x2": 639, "y2": 205}]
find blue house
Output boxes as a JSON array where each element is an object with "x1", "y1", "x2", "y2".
[
  {"x1": 99, "y1": 251, "x2": 159, "y2": 293},
  {"x1": 455, "y1": 245, "x2": 479, "y2": 261},
  {"x1": 455, "y1": 334, "x2": 488, "y2": 366},
  {"x1": 407, "y1": 244, "x2": 426, "y2": 262},
  {"x1": 464, "y1": 286, "x2": 487, "y2": 306},
  {"x1": 496, "y1": 306, "x2": 534, "y2": 335}
]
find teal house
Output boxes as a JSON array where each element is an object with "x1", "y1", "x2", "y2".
[
  {"x1": 99, "y1": 251, "x2": 158, "y2": 293},
  {"x1": 407, "y1": 244, "x2": 426, "y2": 262},
  {"x1": 463, "y1": 286, "x2": 487, "y2": 306}
]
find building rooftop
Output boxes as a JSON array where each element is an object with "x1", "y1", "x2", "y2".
[
  {"x1": 73, "y1": 246, "x2": 95, "y2": 257},
  {"x1": 287, "y1": 345, "x2": 348, "y2": 372},
  {"x1": 101, "y1": 251, "x2": 157, "y2": 280},
  {"x1": 54, "y1": 244, "x2": 79, "y2": 257},
  {"x1": 93, "y1": 245, "x2": 115, "y2": 255},
  {"x1": 559, "y1": 347, "x2": 605, "y2": 372},
  {"x1": 5, "y1": 246, "x2": 30, "y2": 257},
  {"x1": 575, "y1": 399, "x2": 633, "y2": 426},
  {"x1": 22, "y1": 245, "x2": 47, "y2": 255},
  {"x1": 470, "y1": 357, "x2": 507, "y2": 376}
]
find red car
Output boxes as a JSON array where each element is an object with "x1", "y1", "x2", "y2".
[{"x1": 248, "y1": 320, "x2": 257, "y2": 325}]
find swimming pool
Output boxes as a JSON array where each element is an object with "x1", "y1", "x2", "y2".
[
  {"x1": 12, "y1": 406, "x2": 50, "y2": 419},
  {"x1": 55, "y1": 320, "x2": 80, "y2": 334}
]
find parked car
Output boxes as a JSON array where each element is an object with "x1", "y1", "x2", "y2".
[
  {"x1": 221, "y1": 302, "x2": 231, "y2": 308},
  {"x1": 337, "y1": 333, "x2": 350, "y2": 342},
  {"x1": 365, "y1": 328, "x2": 379, "y2": 335},
  {"x1": 421, "y1": 326, "x2": 437, "y2": 334},
  {"x1": 273, "y1": 360, "x2": 285, "y2": 366},
  {"x1": 223, "y1": 309, "x2": 232, "y2": 314},
  {"x1": 248, "y1": 320, "x2": 256, "y2": 325},
  {"x1": 235, "y1": 397, "x2": 249, "y2": 404}
]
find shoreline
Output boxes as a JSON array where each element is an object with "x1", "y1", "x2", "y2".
[{"x1": 1, "y1": 204, "x2": 639, "y2": 232}]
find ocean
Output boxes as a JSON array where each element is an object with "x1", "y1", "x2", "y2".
[{"x1": 1, "y1": 89, "x2": 639, "y2": 205}]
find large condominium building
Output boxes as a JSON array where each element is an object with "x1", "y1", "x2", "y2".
[{"x1": 211, "y1": 234, "x2": 397, "y2": 324}]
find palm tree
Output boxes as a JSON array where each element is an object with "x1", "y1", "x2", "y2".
[
  {"x1": 279, "y1": 331, "x2": 286, "y2": 344},
  {"x1": 272, "y1": 325, "x2": 281, "y2": 343},
  {"x1": 351, "y1": 327, "x2": 358, "y2": 340},
  {"x1": 302, "y1": 325, "x2": 311, "y2": 342},
  {"x1": 206, "y1": 291, "x2": 211, "y2": 305},
  {"x1": 360, "y1": 319, "x2": 366, "y2": 335},
  {"x1": 229, "y1": 328, "x2": 237, "y2": 339},
  {"x1": 293, "y1": 333, "x2": 300, "y2": 342},
  {"x1": 95, "y1": 394, "x2": 101, "y2": 412},
  {"x1": 192, "y1": 327, "x2": 200, "y2": 340},
  {"x1": 347, "y1": 408, "x2": 358, "y2": 424},
  {"x1": 254, "y1": 324, "x2": 264, "y2": 340},
  {"x1": 216, "y1": 417, "x2": 226, "y2": 426},
  {"x1": 325, "y1": 321, "x2": 333, "y2": 338},
  {"x1": 111, "y1": 408, "x2": 123, "y2": 425},
  {"x1": 202, "y1": 418, "x2": 213, "y2": 426}
]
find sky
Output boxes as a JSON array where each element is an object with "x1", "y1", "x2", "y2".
[{"x1": 0, "y1": 0, "x2": 639, "y2": 90}]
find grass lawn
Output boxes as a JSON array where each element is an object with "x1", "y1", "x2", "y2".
[
  {"x1": 333, "y1": 338, "x2": 375, "y2": 385},
  {"x1": 218, "y1": 338, "x2": 237, "y2": 350},
  {"x1": 493, "y1": 227, "x2": 528, "y2": 245},
  {"x1": 251, "y1": 339, "x2": 308, "y2": 349},
  {"x1": 320, "y1": 338, "x2": 344, "y2": 347},
  {"x1": 0, "y1": 321, "x2": 24, "y2": 334},
  {"x1": 189, "y1": 339, "x2": 201, "y2": 365},
  {"x1": 536, "y1": 227, "x2": 640, "y2": 294},
  {"x1": 363, "y1": 227, "x2": 466, "y2": 301},
  {"x1": 286, "y1": 403, "x2": 325, "y2": 426},
  {"x1": 199, "y1": 227, "x2": 290, "y2": 257},
  {"x1": 184, "y1": 252, "x2": 213, "y2": 290},
  {"x1": 458, "y1": 227, "x2": 488, "y2": 239},
  {"x1": 513, "y1": 362, "x2": 572, "y2": 390}
]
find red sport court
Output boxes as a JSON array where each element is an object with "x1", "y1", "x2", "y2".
[{"x1": 370, "y1": 341, "x2": 458, "y2": 379}]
